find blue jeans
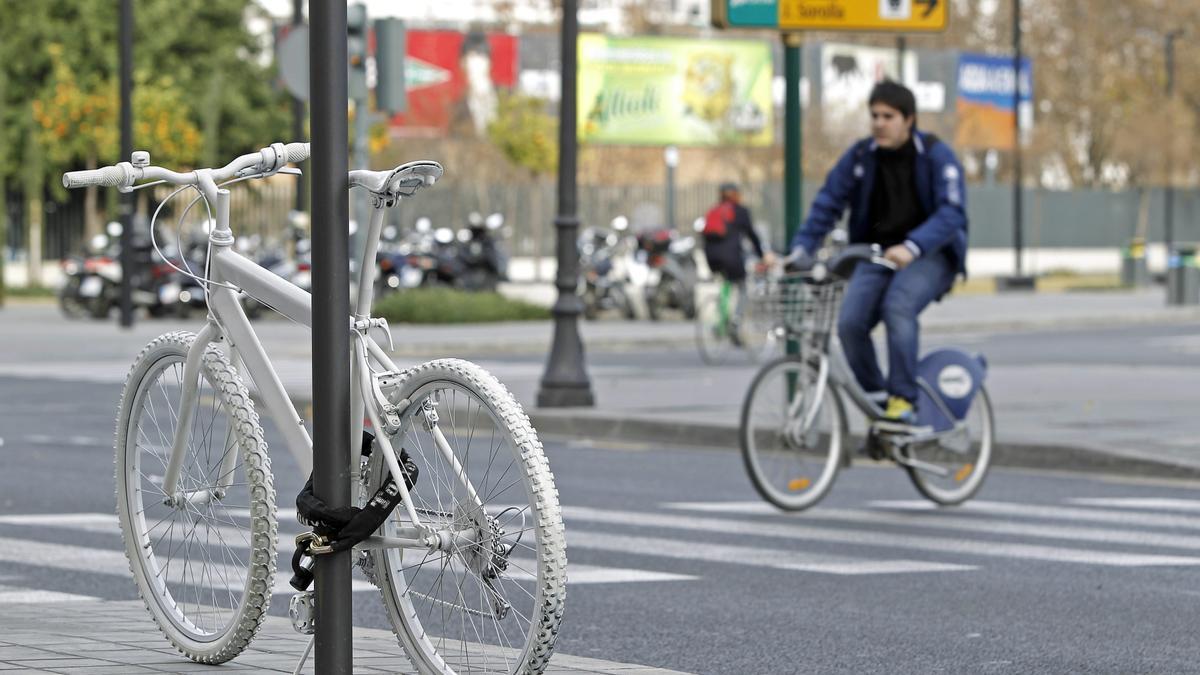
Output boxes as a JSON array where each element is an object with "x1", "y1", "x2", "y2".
[{"x1": 837, "y1": 250, "x2": 956, "y2": 403}]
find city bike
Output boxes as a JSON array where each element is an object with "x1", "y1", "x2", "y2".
[
  {"x1": 694, "y1": 273, "x2": 777, "y2": 364},
  {"x1": 739, "y1": 245, "x2": 994, "y2": 511},
  {"x1": 63, "y1": 143, "x2": 566, "y2": 674}
]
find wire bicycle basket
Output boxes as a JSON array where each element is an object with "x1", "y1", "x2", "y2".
[{"x1": 753, "y1": 272, "x2": 845, "y2": 352}]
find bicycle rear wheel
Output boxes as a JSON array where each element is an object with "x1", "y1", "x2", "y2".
[
  {"x1": 363, "y1": 359, "x2": 566, "y2": 675},
  {"x1": 114, "y1": 331, "x2": 276, "y2": 663},
  {"x1": 904, "y1": 384, "x2": 994, "y2": 505},
  {"x1": 695, "y1": 296, "x2": 735, "y2": 364},
  {"x1": 740, "y1": 356, "x2": 845, "y2": 511}
]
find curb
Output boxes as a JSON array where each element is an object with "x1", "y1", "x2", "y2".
[
  {"x1": 287, "y1": 391, "x2": 1200, "y2": 480},
  {"x1": 527, "y1": 410, "x2": 1200, "y2": 480}
]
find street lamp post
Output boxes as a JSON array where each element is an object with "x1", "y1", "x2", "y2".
[
  {"x1": 664, "y1": 145, "x2": 679, "y2": 231},
  {"x1": 537, "y1": 0, "x2": 594, "y2": 408}
]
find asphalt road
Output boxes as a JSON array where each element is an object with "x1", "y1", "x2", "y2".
[{"x1": 3, "y1": 375, "x2": 1199, "y2": 674}]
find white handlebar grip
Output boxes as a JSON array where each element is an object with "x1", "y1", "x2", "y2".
[
  {"x1": 62, "y1": 165, "x2": 128, "y2": 189},
  {"x1": 282, "y1": 142, "x2": 310, "y2": 163}
]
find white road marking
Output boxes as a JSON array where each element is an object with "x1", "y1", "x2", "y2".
[
  {"x1": 667, "y1": 502, "x2": 1200, "y2": 551},
  {"x1": 1066, "y1": 497, "x2": 1200, "y2": 512},
  {"x1": 563, "y1": 505, "x2": 1200, "y2": 567},
  {"x1": 869, "y1": 499, "x2": 1200, "y2": 531},
  {"x1": 565, "y1": 529, "x2": 973, "y2": 575}
]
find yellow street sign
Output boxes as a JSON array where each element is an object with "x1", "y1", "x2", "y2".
[
  {"x1": 714, "y1": 0, "x2": 947, "y2": 32},
  {"x1": 779, "y1": 0, "x2": 947, "y2": 31}
]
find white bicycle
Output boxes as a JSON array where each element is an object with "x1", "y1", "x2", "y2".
[{"x1": 63, "y1": 144, "x2": 566, "y2": 673}]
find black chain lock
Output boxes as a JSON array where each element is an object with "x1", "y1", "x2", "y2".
[{"x1": 290, "y1": 430, "x2": 419, "y2": 591}]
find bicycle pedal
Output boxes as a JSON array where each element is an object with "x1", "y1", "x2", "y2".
[{"x1": 289, "y1": 591, "x2": 316, "y2": 635}]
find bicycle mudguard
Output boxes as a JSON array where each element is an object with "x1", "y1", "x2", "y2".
[{"x1": 914, "y1": 348, "x2": 988, "y2": 432}]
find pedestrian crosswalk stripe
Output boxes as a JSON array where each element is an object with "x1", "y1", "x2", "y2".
[
  {"x1": 0, "y1": 586, "x2": 99, "y2": 604},
  {"x1": 869, "y1": 499, "x2": 1200, "y2": 531},
  {"x1": 1065, "y1": 498, "x2": 1200, "y2": 512},
  {"x1": 562, "y1": 505, "x2": 1200, "y2": 567},
  {"x1": 566, "y1": 530, "x2": 973, "y2": 575},
  {"x1": 0, "y1": 516, "x2": 693, "y2": 588},
  {"x1": 0, "y1": 535, "x2": 376, "y2": 596},
  {"x1": 666, "y1": 502, "x2": 1200, "y2": 551}
]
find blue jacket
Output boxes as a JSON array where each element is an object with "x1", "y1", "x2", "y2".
[{"x1": 791, "y1": 131, "x2": 968, "y2": 275}]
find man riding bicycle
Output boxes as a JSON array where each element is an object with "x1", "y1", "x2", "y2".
[{"x1": 790, "y1": 80, "x2": 968, "y2": 428}]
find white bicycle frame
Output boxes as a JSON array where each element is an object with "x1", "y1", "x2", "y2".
[{"x1": 157, "y1": 174, "x2": 472, "y2": 552}]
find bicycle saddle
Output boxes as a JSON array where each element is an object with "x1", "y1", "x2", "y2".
[{"x1": 349, "y1": 160, "x2": 443, "y2": 202}]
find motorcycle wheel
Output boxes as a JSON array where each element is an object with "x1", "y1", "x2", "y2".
[
  {"x1": 59, "y1": 279, "x2": 87, "y2": 319},
  {"x1": 583, "y1": 287, "x2": 599, "y2": 320},
  {"x1": 87, "y1": 295, "x2": 112, "y2": 320}
]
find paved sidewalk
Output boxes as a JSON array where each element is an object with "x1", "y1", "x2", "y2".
[{"x1": 0, "y1": 601, "x2": 691, "y2": 674}]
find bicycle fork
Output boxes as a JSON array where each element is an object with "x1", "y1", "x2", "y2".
[{"x1": 784, "y1": 354, "x2": 829, "y2": 446}]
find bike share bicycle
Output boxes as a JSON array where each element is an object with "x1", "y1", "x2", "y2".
[
  {"x1": 739, "y1": 243, "x2": 994, "y2": 511},
  {"x1": 63, "y1": 144, "x2": 566, "y2": 674}
]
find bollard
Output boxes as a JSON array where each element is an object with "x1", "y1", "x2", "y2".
[
  {"x1": 1120, "y1": 238, "x2": 1149, "y2": 288},
  {"x1": 1167, "y1": 245, "x2": 1199, "y2": 306}
]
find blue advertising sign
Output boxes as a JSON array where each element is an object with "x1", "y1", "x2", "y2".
[{"x1": 955, "y1": 53, "x2": 1032, "y2": 150}]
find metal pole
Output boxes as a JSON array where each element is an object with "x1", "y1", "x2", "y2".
[
  {"x1": 896, "y1": 35, "x2": 907, "y2": 84},
  {"x1": 784, "y1": 33, "x2": 802, "y2": 357},
  {"x1": 1165, "y1": 30, "x2": 1180, "y2": 257},
  {"x1": 1012, "y1": 0, "x2": 1023, "y2": 280},
  {"x1": 309, "y1": 3, "x2": 352, "y2": 673},
  {"x1": 664, "y1": 146, "x2": 677, "y2": 230},
  {"x1": 292, "y1": 0, "x2": 307, "y2": 216},
  {"x1": 537, "y1": 0, "x2": 594, "y2": 408},
  {"x1": 783, "y1": 33, "x2": 802, "y2": 251},
  {"x1": 118, "y1": 0, "x2": 134, "y2": 327}
]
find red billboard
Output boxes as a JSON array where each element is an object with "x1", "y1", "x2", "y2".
[{"x1": 390, "y1": 30, "x2": 518, "y2": 136}]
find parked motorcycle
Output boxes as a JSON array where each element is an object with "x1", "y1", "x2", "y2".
[
  {"x1": 635, "y1": 226, "x2": 698, "y2": 320},
  {"x1": 456, "y1": 212, "x2": 509, "y2": 291},
  {"x1": 578, "y1": 216, "x2": 635, "y2": 320},
  {"x1": 59, "y1": 223, "x2": 176, "y2": 319}
]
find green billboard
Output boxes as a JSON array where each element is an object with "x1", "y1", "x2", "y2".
[{"x1": 578, "y1": 35, "x2": 773, "y2": 147}]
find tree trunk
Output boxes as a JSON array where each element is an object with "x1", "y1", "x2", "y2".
[
  {"x1": 0, "y1": 182, "x2": 7, "y2": 305},
  {"x1": 26, "y1": 187, "x2": 42, "y2": 288},
  {"x1": 84, "y1": 155, "x2": 100, "y2": 241}
]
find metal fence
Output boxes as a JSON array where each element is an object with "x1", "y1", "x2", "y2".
[{"x1": 5, "y1": 181, "x2": 1200, "y2": 268}]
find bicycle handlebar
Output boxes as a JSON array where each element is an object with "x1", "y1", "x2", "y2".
[{"x1": 62, "y1": 142, "x2": 310, "y2": 190}]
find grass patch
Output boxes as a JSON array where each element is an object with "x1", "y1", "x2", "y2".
[
  {"x1": 373, "y1": 287, "x2": 550, "y2": 324},
  {"x1": 3, "y1": 284, "x2": 56, "y2": 298}
]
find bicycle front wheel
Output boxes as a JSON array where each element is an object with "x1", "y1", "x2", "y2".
[
  {"x1": 364, "y1": 359, "x2": 566, "y2": 675},
  {"x1": 740, "y1": 355, "x2": 845, "y2": 511},
  {"x1": 905, "y1": 384, "x2": 995, "y2": 506},
  {"x1": 114, "y1": 331, "x2": 276, "y2": 663}
]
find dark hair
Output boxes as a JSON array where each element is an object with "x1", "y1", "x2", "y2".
[
  {"x1": 868, "y1": 80, "x2": 916, "y2": 120},
  {"x1": 718, "y1": 182, "x2": 739, "y2": 195}
]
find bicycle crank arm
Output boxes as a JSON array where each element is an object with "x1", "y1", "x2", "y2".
[{"x1": 889, "y1": 447, "x2": 951, "y2": 477}]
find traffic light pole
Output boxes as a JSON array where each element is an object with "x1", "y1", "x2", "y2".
[{"x1": 309, "y1": 4, "x2": 353, "y2": 673}]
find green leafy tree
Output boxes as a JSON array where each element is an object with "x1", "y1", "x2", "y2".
[
  {"x1": 0, "y1": 0, "x2": 290, "y2": 238},
  {"x1": 487, "y1": 93, "x2": 558, "y2": 178}
]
